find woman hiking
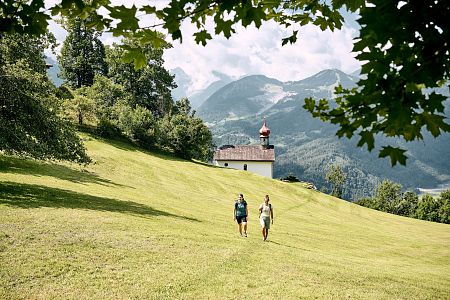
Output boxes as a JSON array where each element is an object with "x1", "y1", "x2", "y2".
[
  {"x1": 234, "y1": 194, "x2": 248, "y2": 237},
  {"x1": 259, "y1": 195, "x2": 273, "y2": 241}
]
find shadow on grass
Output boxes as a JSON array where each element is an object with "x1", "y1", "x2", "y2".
[
  {"x1": 268, "y1": 240, "x2": 312, "y2": 252},
  {"x1": 0, "y1": 156, "x2": 127, "y2": 187},
  {"x1": 0, "y1": 182, "x2": 199, "y2": 222}
]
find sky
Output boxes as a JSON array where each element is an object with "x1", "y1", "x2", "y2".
[{"x1": 46, "y1": 1, "x2": 362, "y2": 93}]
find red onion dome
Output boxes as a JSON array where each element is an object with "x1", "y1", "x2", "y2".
[{"x1": 259, "y1": 118, "x2": 270, "y2": 137}]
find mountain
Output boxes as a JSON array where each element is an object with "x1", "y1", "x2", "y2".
[
  {"x1": 45, "y1": 56, "x2": 64, "y2": 87},
  {"x1": 189, "y1": 71, "x2": 234, "y2": 108},
  {"x1": 1, "y1": 136, "x2": 449, "y2": 298},
  {"x1": 170, "y1": 69, "x2": 234, "y2": 108},
  {"x1": 197, "y1": 75, "x2": 286, "y2": 122},
  {"x1": 198, "y1": 69, "x2": 450, "y2": 200},
  {"x1": 170, "y1": 67, "x2": 192, "y2": 100}
]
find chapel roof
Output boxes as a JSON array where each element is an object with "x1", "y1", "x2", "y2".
[{"x1": 213, "y1": 145, "x2": 275, "y2": 162}]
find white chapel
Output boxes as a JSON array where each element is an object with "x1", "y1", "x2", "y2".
[{"x1": 213, "y1": 118, "x2": 275, "y2": 178}]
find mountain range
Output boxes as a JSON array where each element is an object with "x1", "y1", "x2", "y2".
[
  {"x1": 170, "y1": 69, "x2": 234, "y2": 108},
  {"x1": 171, "y1": 68, "x2": 450, "y2": 200}
]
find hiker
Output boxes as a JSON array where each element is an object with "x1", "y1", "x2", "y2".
[
  {"x1": 259, "y1": 194, "x2": 273, "y2": 241},
  {"x1": 234, "y1": 193, "x2": 248, "y2": 237}
]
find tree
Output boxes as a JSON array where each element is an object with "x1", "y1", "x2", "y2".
[
  {"x1": 58, "y1": 18, "x2": 107, "y2": 88},
  {"x1": 355, "y1": 183, "x2": 449, "y2": 224},
  {"x1": 173, "y1": 98, "x2": 194, "y2": 117},
  {"x1": 325, "y1": 164, "x2": 346, "y2": 198},
  {"x1": 1, "y1": 0, "x2": 449, "y2": 165},
  {"x1": 86, "y1": 75, "x2": 129, "y2": 109},
  {"x1": 110, "y1": 101, "x2": 157, "y2": 148},
  {"x1": 63, "y1": 91, "x2": 96, "y2": 126},
  {"x1": 158, "y1": 100, "x2": 213, "y2": 161},
  {"x1": 416, "y1": 194, "x2": 440, "y2": 222},
  {"x1": 0, "y1": 33, "x2": 90, "y2": 163},
  {"x1": 399, "y1": 191, "x2": 419, "y2": 217},
  {"x1": 106, "y1": 40, "x2": 176, "y2": 117},
  {"x1": 437, "y1": 190, "x2": 450, "y2": 224},
  {"x1": 374, "y1": 180, "x2": 402, "y2": 213}
]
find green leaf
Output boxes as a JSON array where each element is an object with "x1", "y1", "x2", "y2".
[
  {"x1": 141, "y1": 5, "x2": 156, "y2": 14},
  {"x1": 107, "y1": 5, "x2": 139, "y2": 32},
  {"x1": 193, "y1": 30, "x2": 212, "y2": 46},
  {"x1": 379, "y1": 146, "x2": 407, "y2": 166},
  {"x1": 352, "y1": 39, "x2": 367, "y2": 52},
  {"x1": 357, "y1": 130, "x2": 375, "y2": 151},
  {"x1": 421, "y1": 112, "x2": 449, "y2": 137},
  {"x1": 137, "y1": 29, "x2": 168, "y2": 49},
  {"x1": 281, "y1": 30, "x2": 298, "y2": 46},
  {"x1": 215, "y1": 19, "x2": 235, "y2": 39},
  {"x1": 122, "y1": 46, "x2": 147, "y2": 70},
  {"x1": 171, "y1": 29, "x2": 182, "y2": 42},
  {"x1": 237, "y1": 4, "x2": 266, "y2": 28},
  {"x1": 303, "y1": 97, "x2": 315, "y2": 112}
]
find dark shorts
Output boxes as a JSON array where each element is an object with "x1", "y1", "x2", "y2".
[{"x1": 236, "y1": 215, "x2": 247, "y2": 224}]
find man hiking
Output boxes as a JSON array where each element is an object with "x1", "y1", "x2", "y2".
[{"x1": 234, "y1": 193, "x2": 248, "y2": 237}]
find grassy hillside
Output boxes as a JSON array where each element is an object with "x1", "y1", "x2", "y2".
[{"x1": 1, "y1": 136, "x2": 449, "y2": 299}]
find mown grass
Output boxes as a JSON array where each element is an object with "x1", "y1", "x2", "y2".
[{"x1": 1, "y1": 135, "x2": 449, "y2": 299}]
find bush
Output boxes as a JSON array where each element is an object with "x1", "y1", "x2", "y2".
[
  {"x1": 158, "y1": 114, "x2": 213, "y2": 161},
  {"x1": 281, "y1": 172, "x2": 300, "y2": 182},
  {"x1": 96, "y1": 118, "x2": 122, "y2": 138},
  {"x1": 112, "y1": 101, "x2": 156, "y2": 148}
]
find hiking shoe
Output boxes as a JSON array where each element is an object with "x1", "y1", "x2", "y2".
[{"x1": 244, "y1": 232, "x2": 247, "y2": 237}]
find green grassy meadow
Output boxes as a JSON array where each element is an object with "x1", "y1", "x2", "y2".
[{"x1": 1, "y1": 136, "x2": 449, "y2": 299}]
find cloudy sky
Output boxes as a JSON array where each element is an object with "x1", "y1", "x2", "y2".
[{"x1": 47, "y1": 1, "x2": 361, "y2": 92}]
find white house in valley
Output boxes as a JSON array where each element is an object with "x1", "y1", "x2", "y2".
[{"x1": 213, "y1": 118, "x2": 275, "y2": 178}]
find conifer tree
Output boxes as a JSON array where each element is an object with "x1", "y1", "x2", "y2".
[
  {"x1": 106, "y1": 39, "x2": 176, "y2": 117},
  {"x1": 58, "y1": 18, "x2": 107, "y2": 88}
]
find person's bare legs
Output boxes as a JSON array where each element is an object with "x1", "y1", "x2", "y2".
[
  {"x1": 265, "y1": 229, "x2": 269, "y2": 241},
  {"x1": 243, "y1": 221, "x2": 247, "y2": 237},
  {"x1": 262, "y1": 227, "x2": 266, "y2": 240},
  {"x1": 238, "y1": 222, "x2": 243, "y2": 236}
]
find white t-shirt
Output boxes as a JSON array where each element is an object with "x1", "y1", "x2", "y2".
[{"x1": 259, "y1": 203, "x2": 271, "y2": 218}]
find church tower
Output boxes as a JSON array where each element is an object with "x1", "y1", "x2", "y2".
[
  {"x1": 259, "y1": 117, "x2": 270, "y2": 149},
  {"x1": 213, "y1": 117, "x2": 275, "y2": 178}
]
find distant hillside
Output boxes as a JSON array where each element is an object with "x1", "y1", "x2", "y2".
[
  {"x1": 189, "y1": 71, "x2": 234, "y2": 108},
  {"x1": 1, "y1": 136, "x2": 449, "y2": 298},
  {"x1": 198, "y1": 75, "x2": 284, "y2": 122},
  {"x1": 45, "y1": 56, "x2": 64, "y2": 86},
  {"x1": 198, "y1": 69, "x2": 450, "y2": 200},
  {"x1": 170, "y1": 69, "x2": 234, "y2": 108}
]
